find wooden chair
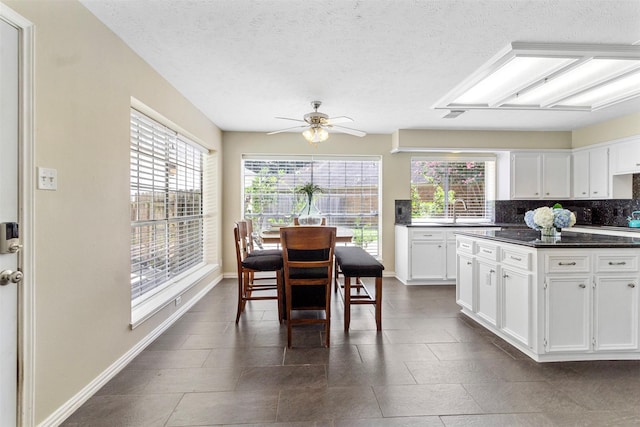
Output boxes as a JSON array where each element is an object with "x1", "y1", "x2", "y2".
[
  {"x1": 239, "y1": 219, "x2": 281, "y2": 287},
  {"x1": 234, "y1": 222, "x2": 283, "y2": 323},
  {"x1": 280, "y1": 226, "x2": 336, "y2": 347}
]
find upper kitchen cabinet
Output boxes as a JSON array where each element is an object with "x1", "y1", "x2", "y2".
[
  {"x1": 611, "y1": 136, "x2": 640, "y2": 175},
  {"x1": 572, "y1": 146, "x2": 609, "y2": 199},
  {"x1": 510, "y1": 152, "x2": 571, "y2": 199}
]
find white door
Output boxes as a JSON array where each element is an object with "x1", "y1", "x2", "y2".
[{"x1": 0, "y1": 17, "x2": 20, "y2": 427}]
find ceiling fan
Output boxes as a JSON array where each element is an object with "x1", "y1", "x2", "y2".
[{"x1": 267, "y1": 101, "x2": 366, "y2": 144}]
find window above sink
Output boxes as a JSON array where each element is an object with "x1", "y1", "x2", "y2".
[{"x1": 410, "y1": 157, "x2": 496, "y2": 224}]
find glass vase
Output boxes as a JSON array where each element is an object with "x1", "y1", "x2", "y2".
[
  {"x1": 297, "y1": 195, "x2": 323, "y2": 226},
  {"x1": 540, "y1": 227, "x2": 561, "y2": 242}
]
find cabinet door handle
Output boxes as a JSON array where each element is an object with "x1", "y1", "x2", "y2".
[
  {"x1": 629, "y1": 283, "x2": 636, "y2": 288},
  {"x1": 489, "y1": 269, "x2": 495, "y2": 273},
  {"x1": 466, "y1": 261, "x2": 472, "y2": 265},
  {"x1": 558, "y1": 262, "x2": 577, "y2": 266},
  {"x1": 503, "y1": 273, "x2": 509, "y2": 278},
  {"x1": 593, "y1": 191, "x2": 598, "y2": 194},
  {"x1": 608, "y1": 261, "x2": 626, "y2": 266},
  {"x1": 579, "y1": 284, "x2": 586, "y2": 288},
  {"x1": 510, "y1": 256, "x2": 522, "y2": 261},
  {"x1": 482, "y1": 249, "x2": 492, "y2": 254},
  {"x1": 582, "y1": 192, "x2": 586, "y2": 195}
]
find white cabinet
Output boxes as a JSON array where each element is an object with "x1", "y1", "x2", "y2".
[
  {"x1": 572, "y1": 150, "x2": 590, "y2": 198},
  {"x1": 456, "y1": 234, "x2": 640, "y2": 362},
  {"x1": 594, "y1": 276, "x2": 638, "y2": 351},
  {"x1": 572, "y1": 147, "x2": 609, "y2": 199},
  {"x1": 544, "y1": 276, "x2": 591, "y2": 353},
  {"x1": 396, "y1": 226, "x2": 498, "y2": 285},
  {"x1": 411, "y1": 240, "x2": 445, "y2": 279},
  {"x1": 511, "y1": 153, "x2": 541, "y2": 198},
  {"x1": 456, "y1": 253, "x2": 474, "y2": 311},
  {"x1": 446, "y1": 234, "x2": 457, "y2": 280},
  {"x1": 611, "y1": 137, "x2": 640, "y2": 174},
  {"x1": 500, "y1": 266, "x2": 531, "y2": 347},
  {"x1": 542, "y1": 152, "x2": 572, "y2": 199},
  {"x1": 511, "y1": 152, "x2": 570, "y2": 199},
  {"x1": 476, "y1": 259, "x2": 498, "y2": 327}
]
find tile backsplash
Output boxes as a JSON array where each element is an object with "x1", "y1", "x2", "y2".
[{"x1": 495, "y1": 198, "x2": 640, "y2": 227}]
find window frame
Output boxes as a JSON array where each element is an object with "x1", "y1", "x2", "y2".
[
  {"x1": 129, "y1": 106, "x2": 214, "y2": 327},
  {"x1": 241, "y1": 154, "x2": 382, "y2": 257},
  {"x1": 410, "y1": 155, "x2": 496, "y2": 223}
]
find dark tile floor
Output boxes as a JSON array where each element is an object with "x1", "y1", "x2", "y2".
[{"x1": 62, "y1": 277, "x2": 640, "y2": 426}]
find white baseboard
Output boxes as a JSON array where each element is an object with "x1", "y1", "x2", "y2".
[{"x1": 38, "y1": 276, "x2": 222, "y2": 427}]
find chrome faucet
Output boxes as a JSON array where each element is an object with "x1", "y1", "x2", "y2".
[{"x1": 452, "y1": 199, "x2": 467, "y2": 223}]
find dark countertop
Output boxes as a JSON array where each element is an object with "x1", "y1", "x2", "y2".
[{"x1": 455, "y1": 229, "x2": 640, "y2": 248}]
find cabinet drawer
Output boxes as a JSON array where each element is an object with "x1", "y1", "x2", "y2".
[
  {"x1": 410, "y1": 229, "x2": 445, "y2": 240},
  {"x1": 545, "y1": 254, "x2": 590, "y2": 273},
  {"x1": 477, "y1": 242, "x2": 499, "y2": 261},
  {"x1": 457, "y1": 238, "x2": 475, "y2": 254},
  {"x1": 501, "y1": 248, "x2": 532, "y2": 271},
  {"x1": 595, "y1": 254, "x2": 639, "y2": 273}
]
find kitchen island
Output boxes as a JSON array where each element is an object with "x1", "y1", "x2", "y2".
[{"x1": 455, "y1": 229, "x2": 640, "y2": 362}]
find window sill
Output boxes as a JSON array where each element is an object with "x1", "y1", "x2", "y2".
[{"x1": 130, "y1": 263, "x2": 218, "y2": 329}]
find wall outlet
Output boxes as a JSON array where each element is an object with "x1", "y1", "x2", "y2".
[{"x1": 175, "y1": 296, "x2": 182, "y2": 306}]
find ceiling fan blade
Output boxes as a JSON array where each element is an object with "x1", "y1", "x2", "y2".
[
  {"x1": 274, "y1": 116, "x2": 307, "y2": 123},
  {"x1": 326, "y1": 116, "x2": 353, "y2": 125},
  {"x1": 267, "y1": 125, "x2": 308, "y2": 135},
  {"x1": 331, "y1": 124, "x2": 367, "y2": 137}
]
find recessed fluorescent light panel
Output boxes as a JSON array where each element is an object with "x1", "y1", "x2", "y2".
[{"x1": 434, "y1": 42, "x2": 640, "y2": 112}]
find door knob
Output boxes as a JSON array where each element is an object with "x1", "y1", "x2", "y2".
[{"x1": 0, "y1": 269, "x2": 23, "y2": 286}]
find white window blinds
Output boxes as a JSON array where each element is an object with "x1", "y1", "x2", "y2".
[
  {"x1": 242, "y1": 155, "x2": 381, "y2": 256},
  {"x1": 130, "y1": 109, "x2": 204, "y2": 303},
  {"x1": 411, "y1": 157, "x2": 495, "y2": 222}
]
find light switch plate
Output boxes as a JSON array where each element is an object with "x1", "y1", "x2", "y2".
[{"x1": 37, "y1": 167, "x2": 57, "y2": 190}]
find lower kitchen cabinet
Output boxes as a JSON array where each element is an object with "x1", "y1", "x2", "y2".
[
  {"x1": 410, "y1": 240, "x2": 445, "y2": 280},
  {"x1": 500, "y1": 266, "x2": 531, "y2": 347},
  {"x1": 396, "y1": 225, "x2": 498, "y2": 285},
  {"x1": 544, "y1": 276, "x2": 591, "y2": 353},
  {"x1": 594, "y1": 276, "x2": 639, "y2": 351},
  {"x1": 456, "y1": 253, "x2": 474, "y2": 311},
  {"x1": 476, "y1": 259, "x2": 498, "y2": 327},
  {"x1": 456, "y1": 233, "x2": 640, "y2": 362}
]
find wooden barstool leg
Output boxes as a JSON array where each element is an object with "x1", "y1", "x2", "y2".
[
  {"x1": 375, "y1": 276, "x2": 382, "y2": 331},
  {"x1": 344, "y1": 276, "x2": 351, "y2": 331}
]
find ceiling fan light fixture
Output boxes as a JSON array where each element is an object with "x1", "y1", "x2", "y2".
[{"x1": 302, "y1": 126, "x2": 329, "y2": 144}]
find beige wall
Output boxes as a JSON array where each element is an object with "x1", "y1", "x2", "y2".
[
  {"x1": 393, "y1": 129, "x2": 572, "y2": 151},
  {"x1": 572, "y1": 112, "x2": 640, "y2": 148},
  {"x1": 6, "y1": 1, "x2": 223, "y2": 424}
]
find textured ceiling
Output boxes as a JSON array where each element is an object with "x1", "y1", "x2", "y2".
[{"x1": 80, "y1": 0, "x2": 640, "y2": 134}]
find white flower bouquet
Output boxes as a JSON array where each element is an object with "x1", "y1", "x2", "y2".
[{"x1": 524, "y1": 203, "x2": 576, "y2": 232}]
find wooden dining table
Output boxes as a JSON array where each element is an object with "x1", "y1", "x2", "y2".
[{"x1": 260, "y1": 226, "x2": 354, "y2": 244}]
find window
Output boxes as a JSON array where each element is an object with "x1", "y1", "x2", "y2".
[
  {"x1": 242, "y1": 155, "x2": 381, "y2": 256},
  {"x1": 130, "y1": 109, "x2": 205, "y2": 304},
  {"x1": 411, "y1": 157, "x2": 495, "y2": 222}
]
